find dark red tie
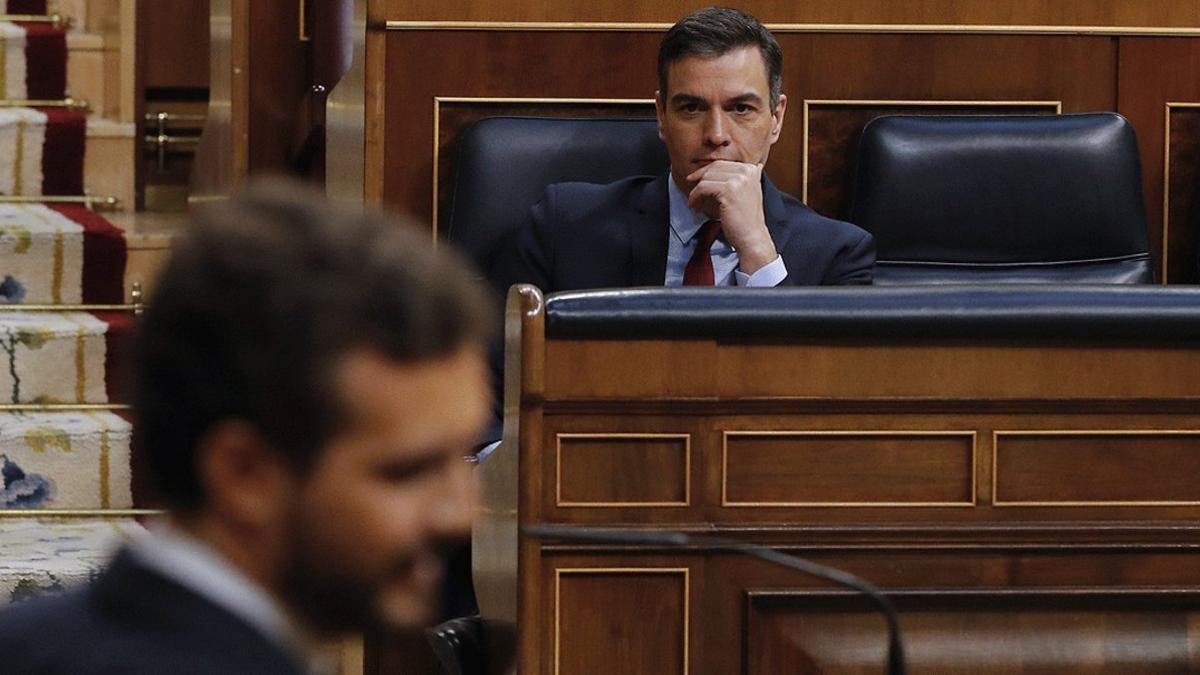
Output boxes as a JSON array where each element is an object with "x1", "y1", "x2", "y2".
[{"x1": 683, "y1": 220, "x2": 722, "y2": 286}]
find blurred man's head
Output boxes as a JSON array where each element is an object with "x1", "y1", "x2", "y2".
[{"x1": 135, "y1": 181, "x2": 490, "y2": 632}]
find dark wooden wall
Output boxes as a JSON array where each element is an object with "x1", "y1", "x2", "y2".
[
  {"x1": 370, "y1": 3, "x2": 1200, "y2": 282},
  {"x1": 141, "y1": 0, "x2": 211, "y2": 92},
  {"x1": 381, "y1": 0, "x2": 1200, "y2": 25}
]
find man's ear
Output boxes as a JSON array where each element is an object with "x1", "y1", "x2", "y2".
[
  {"x1": 655, "y1": 90, "x2": 667, "y2": 142},
  {"x1": 770, "y1": 93, "x2": 788, "y2": 143},
  {"x1": 195, "y1": 421, "x2": 294, "y2": 531}
]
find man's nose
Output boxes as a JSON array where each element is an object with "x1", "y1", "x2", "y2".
[{"x1": 704, "y1": 111, "x2": 730, "y2": 146}]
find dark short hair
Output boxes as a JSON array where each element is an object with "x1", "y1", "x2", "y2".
[
  {"x1": 658, "y1": 7, "x2": 783, "y2": 110},
  {"x1": 134, "y1": 180, "x2": 490, "y2": 511}
]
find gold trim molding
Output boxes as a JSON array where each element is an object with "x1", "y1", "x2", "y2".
[
  {"x1": 993, "y1": 429, "x2": 1200, "y2": 507},
  {"x1": 554, "y1": 567, "x2": 690, "y2": 675},
  {"x1": 721, "y1": 430, "x2": 978, "y2": 508},
  {"x1": 431, "y1": 96, "x2": 655, "y2": 242},
  {"x1": 800, "y1": 98, "x2": 1062, "y2": 203},
  {"x1": 388, "y1": 21, "x2": 1200, "y2": 37},
  {"x1": 1162, "y1": 102, "x2": 1200, "y2": 284},
  {"x1": 555, "y1": 432, "x2": 691, "y2": 508}
]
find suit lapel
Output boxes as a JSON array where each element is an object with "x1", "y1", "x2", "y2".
[
  {"x1": 628, "y1": 174, "x2": 671, "y2": 286},
  {"x1": 761, "y1": 174, "x2": 796, "y2": 255}
]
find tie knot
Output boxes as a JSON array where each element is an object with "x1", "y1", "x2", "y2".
[{"x1": 695, "y1": 219, "x2": 722, "y2": 252}]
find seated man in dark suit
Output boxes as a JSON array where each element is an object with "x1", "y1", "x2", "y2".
[
  {"x1": 491, "y1": 6, "x2": 874, "y2": 294},
  {"x1": 0, "y1": 182, "x2": 491, "y2": 674}
]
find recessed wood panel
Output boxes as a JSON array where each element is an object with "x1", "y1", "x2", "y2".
[
  {"x1": 555, "y1": 569, "x2": 688, "y2": 675},
  {"x1": 1166, "y1": 105, "x2": 1200, "y2": 285},
  {"x1": 1117, "y1": 38, "x2": 1200, "y2": 283},
  {"x1": 995, "y1": 431, "x2": 1200, "y2": 505},
  {"x1": 748, "y1": 590, "x2": 1200, "y2": 674},
  {"x1": 556, "y1": 434, "x2": 689, "y2": 507},
  {"x1": 723, "y1": 431, "x2": 975, "y2": 506},
  {"x1": 142, "y1": 0, "x2": 211, "y2": 90},
  {"x1": 803, "y1": 100, "x2": 1059, "y2": 220}
]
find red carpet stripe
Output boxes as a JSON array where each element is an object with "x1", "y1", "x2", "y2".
[
  {"x1": 93, "y1": 310, "x2": 133, "y2": 404},
  {"x1": 38, "y1": 107, "x2": 84, "y2": 195},
  {"x1": 49, "y1": 205, "x2": 127, "y2": 305},
  {"x1": 18, "y1": 23, "x2": 65, "y2": 100}
]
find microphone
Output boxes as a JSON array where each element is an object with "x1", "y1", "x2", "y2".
[{"x1": 524, "y1": 524, "x2": 906, "y2": 675}]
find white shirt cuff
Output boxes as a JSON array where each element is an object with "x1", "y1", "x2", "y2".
[{"x1": 735, "y1": 255, "x2": 787, "y2": 287}]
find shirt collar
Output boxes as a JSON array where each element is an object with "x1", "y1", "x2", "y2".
[
  {"x1": 129, "y1": 521, "x2": 337, "y2": 675},
  {"x1": 667, "y1": 172, "x2": 710, "y2": 244}
]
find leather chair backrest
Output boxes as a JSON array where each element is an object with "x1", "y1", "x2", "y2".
[
  {"x1": 445, "y1": 116, "x2": 668, "y2": 271},
  {"x1": 850, "y1": 113, "x2": 1154, "y2": 284}
]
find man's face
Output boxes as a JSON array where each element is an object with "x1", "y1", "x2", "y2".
[
  {"x1": 656, "y1": 45, "x2": 787, "y2": 192},
  {"x1": 279, "y1": 346, "x2": 489, "y2": 633}
]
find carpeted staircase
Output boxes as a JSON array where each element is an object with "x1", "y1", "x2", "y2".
[{"x1": 0, "y1": 0, "x2": 143, "y2": 604}]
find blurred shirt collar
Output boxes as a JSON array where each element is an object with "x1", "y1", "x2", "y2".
[{"x1": 129, "y1": 521, "x2": 337, "y2": 675}]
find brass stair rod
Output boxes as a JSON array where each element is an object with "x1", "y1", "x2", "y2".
[
  {"x1": 0, "y1": 195, "x2": 119, "y2": 210},
  {"x1": 146, "y1": 112, "x2": 205, "y2": 170},
  {"x1": 144, "y1": 112, "x2": 206, "y2": 123},
  {"x1": 0, "y1": 97, "x2": 88, "y2": 110},
  {"x1": 0, "y1": 304, "x2": 140, "y2": 312},
  {"x1": 0, "y1": 13, "x2": 69, "y2": 28}
]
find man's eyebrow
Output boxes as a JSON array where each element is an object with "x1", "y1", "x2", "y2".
[
  {"x1": 727, "y1": 93, "x2": 764, "y2": 105},
  {"x1": 669, "y1": 93, "x2": 704, "y2": 105}
]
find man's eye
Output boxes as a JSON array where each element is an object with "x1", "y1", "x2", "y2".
[
  {"x1": 680, "y1": 103, "x2": 699, "y2": 114},
  {"x1": 375, "y1": 457, "x2": 439, "y2": 483},
  {"x1": 733, "y1": 104, "x2": 753, "y2": 114}
]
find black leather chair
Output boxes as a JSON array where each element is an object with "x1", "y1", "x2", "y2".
[
  {"x1": 444, "y1": 116, "x2": 668, "y2": 273},
  {"x1": 426, "y1": 615, "x2": 486, "y2": 675},
  {"x1": 437, "y1": 116, "x2": 668, "y2": 673},
  {"x1": 850, "y1": 113, "x2": 1154, "y2": 284}
]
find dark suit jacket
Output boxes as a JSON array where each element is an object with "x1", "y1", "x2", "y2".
[
  {"x1": 489, "y1": 173, "x2": 875, "y2": 294},
  {"x1": 477, "y1": 173, "x2": 875, "y2": 444},
  {"x1": 0, "y1": 548, "x2": 306, "y2": 674}
]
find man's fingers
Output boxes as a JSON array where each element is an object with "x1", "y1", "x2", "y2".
[{"x1": 687, "y1": 159, "x2": 759, "y2": 183}]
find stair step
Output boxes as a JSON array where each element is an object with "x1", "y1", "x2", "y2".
[
  {"x1": 0, "y1": 310, "x2": 132, "y2": 404},
  {"x1": 0, "y1": 411, "x2": 131, "y2": 509},
  {"x1": 65, "y1": 32, "x2": 112, "y2": 119},
  {"x1": 84, "y1": 118, "x2": 134, "y2": 211},
  {"x1": 0, "y1": 516, "x2": 143, "y2": 605},
  {"x1": 0, "y1": 202, "x2": 126, "y2": 305},
  {"x1": 104, "y1": 210, "x2": 178, "y2": 303}
]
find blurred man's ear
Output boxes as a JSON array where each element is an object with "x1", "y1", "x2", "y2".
[{"x1": 195, "y1": 421, "x2": 294, "y2": 531}]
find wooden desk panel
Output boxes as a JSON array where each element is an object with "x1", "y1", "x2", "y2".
[{"x1": 478, "y1": 286, "x2": 1200, "y2": 674}]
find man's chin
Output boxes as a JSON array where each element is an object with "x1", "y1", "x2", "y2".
[{"x1": 375, "y1": 587, "x2": 440, "y2": 630}]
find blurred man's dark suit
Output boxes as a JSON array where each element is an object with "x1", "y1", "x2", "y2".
[{"x1": 0, "y1": 549, "x2": 306, "y2": 674}]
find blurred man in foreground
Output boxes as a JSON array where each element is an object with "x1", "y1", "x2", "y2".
[{"x1": 0, "y1": 181, "x2": 491, "y2": 673}]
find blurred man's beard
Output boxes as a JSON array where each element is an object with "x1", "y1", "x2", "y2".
[{"x1": 277, "y1": 521, "x2": 440, "y2": 635}]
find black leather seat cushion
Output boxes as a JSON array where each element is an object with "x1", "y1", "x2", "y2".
[
  {"x1": 445, "y1": 116, "x2": 668, "y2": 271},
  {"x1": 850, "y1": 113, "x2": 1153, "y2": 284},
  {"x1": 543, "y1": 286, "x2": 1200, "y2": 341}
]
